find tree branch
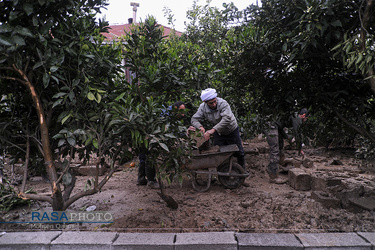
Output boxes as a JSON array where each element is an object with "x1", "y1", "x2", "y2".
[
  {"x1": 20, "y1": 134, "x2": 30, "y2": 193},
  {"x1": 18, "y1": 192, "x2": 53, "y2": 203},
  {"x1": 62, "y1": 144, "x2": 124, "y2": 210},
  {"x1": 331, "y1": 105, "x2": 375, "y2": 143}
]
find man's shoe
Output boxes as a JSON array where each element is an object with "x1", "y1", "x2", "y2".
[
  {"x1": 147, "y1": 181, "x2": 160, "y2": 189},
  {"x1": 137, "y1": 178, "x2": 147, "y2": 185}
]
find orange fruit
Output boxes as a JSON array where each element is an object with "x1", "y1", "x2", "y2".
[{"x1": 130, "y1": 162, "x2": 135, "y2": 167}]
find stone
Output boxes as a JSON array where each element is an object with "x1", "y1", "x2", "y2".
[
  {"x1": 311, "y1": 191, "x2": 341, "y2": 209},
  {"x1": 311, "y1": 173, "x2": 326, "y2": 191},
  {"x1": 302, "y1": 158, "x2": 314, "y2": 168},
  {"x1": 288, "y1": 168, "x2": 311, "y2": 191},
  {"x1": 349, "y1": 197, "x2": 375, "y2": 211}
]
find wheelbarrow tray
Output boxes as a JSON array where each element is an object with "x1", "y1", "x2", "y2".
[
  {"x1": 185, "y1": 144, "x2": 248, "y2": 192},
  {"x1": 186, "y1": 144, "x2": 239, "y2": 170}
]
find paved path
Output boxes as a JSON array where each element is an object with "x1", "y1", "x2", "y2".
[{"x1": 0, "y1": 231, "x2": 375, "y2": 249}]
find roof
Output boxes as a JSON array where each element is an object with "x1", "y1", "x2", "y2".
[{"x1": 102, "y1": 23, "x2": 182, "y2": 41}]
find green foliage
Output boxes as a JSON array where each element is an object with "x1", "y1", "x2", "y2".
[
  {"x1": 122, "y1": 16, "x2": 186, "y2": 101},
  {"x1": 110, "y1": 92, "x2": 193, "y2": 184},
  {"x1": 0, "y1": 0, "x2": 123, "y2": 168},
  {"x1": 0, "y1": 178, "x2": 31, "y2": 212},
  {"x1": 234, "y1": 0, "x2": 375, "y2": 146},
  {"x1": 116, "y1": 16, "x2": 198, "y2": 183},
  {"x1": 0, "y1": 0, "x2": 124, "y2": 210}
]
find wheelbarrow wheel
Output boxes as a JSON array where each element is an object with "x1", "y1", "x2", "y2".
[
  {"x1": 217, "y1": 163, "x2": 246, "y2": 189},
  {"x1": 194, "y1": 172, "x2": 210, "y2": 186},
  {"x1": 192, "y1": 170, "x2": 213, "y2": 192}
]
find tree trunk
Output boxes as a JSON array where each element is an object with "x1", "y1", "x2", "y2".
[
  {"x1": 13, "y1": 65, "x2": 64, "y2": 211},
  {"x1": 360, "y1": 0, "x2": 375, "y2": 94}
]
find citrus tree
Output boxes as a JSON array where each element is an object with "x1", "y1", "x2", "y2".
[
  {"x1": 0, "y1": 0, "x2": 123, "y2": 210},
  {"x1": 233, "y1": 0, "x2": 375, "y2": 148}
]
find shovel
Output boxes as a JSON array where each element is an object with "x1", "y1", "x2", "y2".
[{"x1": 155, "y1": 165, "x2": 178, "y2": 209}]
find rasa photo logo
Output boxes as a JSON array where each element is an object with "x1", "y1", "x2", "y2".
[{"x1": 31, "y1": 211, "x2": 113, "y2": 224}]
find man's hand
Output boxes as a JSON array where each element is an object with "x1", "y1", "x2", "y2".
[
  {"x1": 199, "y1": 126, "x2": 205, "y2": 134},
  {"x1": 299, "y1": 150, "x2": 305, "y2": 159},
  {"x1": 186, "y1": 126, "x2": 197, "y2": 136},
  {"x1": 204, "y1": 128, "x2": 216, "y2": 141}
]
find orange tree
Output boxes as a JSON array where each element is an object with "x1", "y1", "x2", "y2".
[
  {"x1": 0, "y1": 0, "x2": 123, "y2": 210},
  {"x1": 230, "y1": 0, "x2": 375, "y2": 150},
  {"x1": 114, "y1": 17, "x2": 194, "y2": 189}
]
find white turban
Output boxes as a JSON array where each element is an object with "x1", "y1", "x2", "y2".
[{"x1": 200, "y1": 88, "x2": 217, "y2": 102}]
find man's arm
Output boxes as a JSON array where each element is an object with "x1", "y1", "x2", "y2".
[
  {"x1": 212, "y1": 100, "x2": 235, "y2": 134},
  {"x1": 191, "y1": 104, "x2": 205, "y2": 133}
]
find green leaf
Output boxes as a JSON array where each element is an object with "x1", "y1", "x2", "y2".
[
  {"x1": 52, "y1": 92, "x2": 67, "y2": 99},
  {"x1": 87, "y1": 92, "x2": 95, "y2": 101},
  {"x1": 115, "y1": 92, "x2": 126, "y2": 101},
  {"x1": 68, "y1": 91, "x2": 75, "y2": 101},
  {"x1": 50, "y1": 66, "x2": 59, "y2": 72},
  {"x1": 330, "y1": 20, "x2": 342, "y2": 27},
  {"x1": 32, "y1": 15, "x2": 38, "y2": 26},
  {"x1": 282, "y1": 42, "x2": 287, "y2": 52},
  {"x1": 84, "y1": 54, "x2": 95, "y2": 59},
  {"x1": 0, "y1": 24, "x2": 12, "y2": 33},
  {"x1": 0, "y1": 35, "x2": 12, "y2": 46},
  {"x1": 93, "y1": 139, "x2": 99, "y2": 149},
  {"x1": 61, "y1": 114, "x2": 72, "y2": 124},
  {"x1": 12, "y1": 36, "x2": 25, "y2": 46},
  {"x1": 164, "y1": 133, "x2": 177, "y2": 139},
  {"x1": 51, "y1": 75, "x2": 59, "y2": 84},
  {"x1": 52, "y1": 99, "x2": 63, "y2": 108},
  {"x1": 85, "y1": 136, "x2": 93, "y2": 146},
  {"x1": 73, "y1": 129, "x2": 85, "y2": 135},
  {"x1": 67, "y1": 137, "x2": 76, "y2": 146},
  {"x1": 96, "y1": 92, "x2": 102, "y2": 103},
  {"x1": 23, "y1": 3, "x2": 34, "y2": 15},
  {"x1": 52, "y1": 133, "x2": 64, "y2": 139},
  {"x1": 58, "y1": 139, "x2": 65, "y2": 147},
  {"x1": 159, "y1": 143, "x2": 169, "y2": 152},
  {"x1": 72, "y1": 78, "x2": 80, "y2": 87},
  {"x1": 89, "y1": 115, "x2": 100, "y2": 121},
  {"x1": 15, "y1": 26, "x2": 34, "y2": 37},
  {"x1": 43, "y1": 73, "x2": 50, "y2": 88}
]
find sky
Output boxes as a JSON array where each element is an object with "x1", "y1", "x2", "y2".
[{"x1": 99, "y1": 0, "x2": 259, "y2": 32}]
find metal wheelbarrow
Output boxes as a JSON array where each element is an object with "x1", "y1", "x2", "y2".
[{"x1": 186, "y1": 144, "x2": 249, "y2": 192}]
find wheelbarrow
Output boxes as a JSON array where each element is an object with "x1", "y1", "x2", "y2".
[{"x1": 186, "y1": 144, "x2": 249, "y2": 192}]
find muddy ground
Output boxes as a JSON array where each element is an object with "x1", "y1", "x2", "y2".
[{"x1": 1, "y1": 139, "x2": 375, "y2": 233}]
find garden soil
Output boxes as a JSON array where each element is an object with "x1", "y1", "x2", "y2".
[{"x1": 2, "y1": 139, "x2": 375, "y2": 233}]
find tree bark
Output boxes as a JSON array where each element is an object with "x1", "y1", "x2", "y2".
[
  {"x1": 360, "y1": 0, "x2": 375, "y2": 94},
  {"x1": 331, "y1": 104, "x2": 375, "y2": 143},
  {"x1": 12, "y1": 64, "x2": 64, "y2": 211}
]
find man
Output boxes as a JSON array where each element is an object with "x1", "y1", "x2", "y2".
[
  {"x1": 137, "y1": 152, "x2": 158, "y2": 188},
  {"x1": 191, "y1": 88, "x2": 245, "y2": 168},
  {"x1": 266, "y1": 108, "x2": 309, "y2": 184}
]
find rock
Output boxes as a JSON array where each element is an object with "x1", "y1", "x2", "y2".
[
  {"x1": 311, "y1": 173, "x2": 327, "y2": 191},
  {"x1": 311, "y1": 191, "x2": 341, "y2": 209},
  {"x1": 349, "y1": 197, "x2": 375, "y2": 211},
  {"x1": 302, "y1": 158, "x2": 314, "y2": 168},
  {"x1": 288, "y1": 168, "x2": 311, "y2": 191}
]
